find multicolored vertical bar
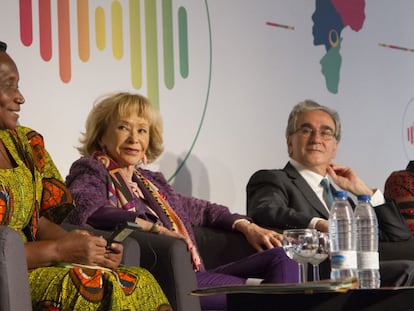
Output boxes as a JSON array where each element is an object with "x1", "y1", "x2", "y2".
[
  {"x1": 408, "y1": 124, "x2": 414, "y2": 144},
  {"x1": 18, "y1": 0, "x2": 190, "y2": 108}
]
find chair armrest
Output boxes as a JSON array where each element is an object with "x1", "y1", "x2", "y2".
[
  {"x1": 193, "y1": 226, "x2": 256, "y2": 270},
  {"x1": 0, "y1": 226, "x2": 31, "y2": 311},
  {"x1": 130, "y1": 230, "x2": 201, "y2": 311},
  {"x1": 379, "y1": 238, "x2": 414, "y2": 261},
  {"x1": 60, "y1": 223, "x2": 140, "y2": 266}
]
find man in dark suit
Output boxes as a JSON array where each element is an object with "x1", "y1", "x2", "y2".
[{"x1": 246, "y1": 99, "x2": 414, "y2": 285}]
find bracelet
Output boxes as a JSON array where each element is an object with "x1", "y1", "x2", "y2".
[
  {"x1": 149, "y1": 220, "x2": 162, "y2": 234},
  {"x1": 232, "y1": 218, "x2": 252, "y2": 230},
  {"x1": 133, "y1": 218, "x2": 143, "y2": 230}
]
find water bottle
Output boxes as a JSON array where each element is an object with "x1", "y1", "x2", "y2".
[
  {"x1": 328, "y1": 191, "x2": 358, "y2": 281},
  {"x1": 354, "y1": 194, "x2": 380, "y2": 288}
]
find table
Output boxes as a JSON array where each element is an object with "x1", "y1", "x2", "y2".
[
  {"x1": 227, "y1": 288, "x2": 414, "y2": 310},
  {"x1": 192, "y1": 279, "x2": 414, "y2": 311}
]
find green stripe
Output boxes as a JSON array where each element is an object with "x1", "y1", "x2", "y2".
[
  {"x1": 111, "y1": 1, "x2": 123, "y2": 60},
  {"x1": 178, "y1": 7, "x2": 189, "y2": 78},
  {"x1": 145, "y1": 0, "x2": 159, "y2": 108},
  {"x1": 162, "y1": 0, "x2": 174, "y2": 89},
  {"x1": 129, "y1": 0, "x2": 142, "y2": 89},
  {"x1": 168, "y1": 0, "x2": 212, "y2": 181}
]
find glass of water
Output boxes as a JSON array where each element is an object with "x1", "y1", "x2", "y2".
[
  {"x1": 308, "y1": 231, "x2": 330, "y2": 281},
  {"x1": 282, "y1": 228, "x2": 319, "y2": 283}
]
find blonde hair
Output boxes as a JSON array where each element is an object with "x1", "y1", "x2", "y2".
[{"x1": 77, "y1": 92, "x2": 164, "y2": 163}]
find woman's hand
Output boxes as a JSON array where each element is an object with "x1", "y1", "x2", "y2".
[
  {"x1": 235, "y1": 222, "x2": 283, "y2": 252},
  {"x1": 315, "y1": 219, "x2": 329, "y2": 232},
  {"x1": 56, "y1": 230, "x2": 107, "y2": 265},
  {"x1": 135, "y1": 217, "x2": 186, "y2": 240},
  {"x1": 54, "y1": 230, "x2": 124, "y2": 269},
  {"x1": 102, "y1": 242, "x2": 123, "y2": 269},
  {"x1": 26, "y1": 217, "x2": 123, "y2": 270}
]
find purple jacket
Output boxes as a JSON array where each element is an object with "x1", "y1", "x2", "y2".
[{"x1": 65, "y1": 156, "x2": 247, "y2": 249}]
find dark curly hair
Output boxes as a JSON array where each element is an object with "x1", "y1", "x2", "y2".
[{"x1": 0, "y1": 41, "x2": 7, "y2": 52}]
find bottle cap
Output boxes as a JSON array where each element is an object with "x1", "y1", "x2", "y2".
[
  {"x1": 334, "y1": 190, "x2": 348, "y2": 199},
  {"x1": 357, "y1": 194, "x2": 371, "y2": 201}
]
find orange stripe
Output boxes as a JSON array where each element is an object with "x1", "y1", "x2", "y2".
[{"x1": 77, "y1": 0, "x2": 90, "y2": 62}]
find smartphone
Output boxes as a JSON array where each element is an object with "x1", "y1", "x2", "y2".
[{"x1": 106, "y1": 221, "x2": 141, "y2": 248}]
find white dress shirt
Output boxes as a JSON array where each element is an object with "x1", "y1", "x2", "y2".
[{"x1": 289, "y1": 158, "x2": 385, "y2": 229}]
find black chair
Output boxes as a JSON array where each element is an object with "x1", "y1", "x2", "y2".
[
  {"x1": 130, "y1": 230, "x2": 201, "y2": 311},
  {"x1": 126, "y1": 226, "x2": 258, "y2": 311},
  {"x1": 0, "y1": 226, "x2": 31, "y2": 311}
]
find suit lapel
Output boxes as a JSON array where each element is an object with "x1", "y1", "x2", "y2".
[{"x1": 284, "y1": 162, "x2": 330, "y2": 219}]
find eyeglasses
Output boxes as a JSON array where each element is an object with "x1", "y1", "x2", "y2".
[{"x1": 295, "y1": 126, "x2": 336, "y2": 141}]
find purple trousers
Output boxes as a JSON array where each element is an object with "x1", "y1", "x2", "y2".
[{"x1": 196, "y1": 247, "x2": 298, "y2": 310}]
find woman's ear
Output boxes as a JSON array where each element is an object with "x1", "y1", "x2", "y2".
[
  {"x1": 99, "y1": 142, "x2": 107, "y2": 153},
  {"x1": 98, "y1": 138, "x2": 105, "y2": 149},
  {"x1": 142, "y1": 154, "x2": 148, "y2": 165}
]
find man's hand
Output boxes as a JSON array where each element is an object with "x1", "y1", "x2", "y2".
[{"x1": 327, "y1": 163, "x2": 374, "y2": 196}]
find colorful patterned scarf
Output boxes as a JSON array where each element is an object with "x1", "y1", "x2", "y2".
[
  {"x1": 94, "y1": 153, "x2": 137, "y2": 212},
  {"x1": 94, "y1": 151, "x2": 201, "y2": 271}
]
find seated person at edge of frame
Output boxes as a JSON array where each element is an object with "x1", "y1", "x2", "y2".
[
  {"x1": 64, "y1": 91, "x2": 299, "y2": 311},
  {"x1": 246, "y1": 99, "x2": 414, "y2": 287},
  {"x1": 0, "y1": 42, "x2": 172, "y2": 310},
  {"x1": 384, "y1": 161, "x2": 414, "y2": 236}
]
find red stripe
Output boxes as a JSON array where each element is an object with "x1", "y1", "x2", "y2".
[
  {"x1": 19, "y1": 0, "x2": 33, "y2": 46},
  {"x1": 39, "y1": 0, "x2": 52, "y2": 61}
]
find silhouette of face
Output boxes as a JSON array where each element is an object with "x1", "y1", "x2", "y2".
[{"x1": 0, "y1": 52, "x2": 25, "y2": 130}]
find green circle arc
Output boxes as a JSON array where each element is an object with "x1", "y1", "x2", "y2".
[{"x1": 167, "y1": 0, "x2": 212, "y2": 182}]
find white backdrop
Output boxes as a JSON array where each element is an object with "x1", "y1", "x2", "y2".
[{"x1": 0, "y1": 0, "x2": 413, "y2": 214}]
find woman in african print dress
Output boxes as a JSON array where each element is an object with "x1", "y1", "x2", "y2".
[{"x1": 0, "y1": 43, "x2": 172, "y2": 311}]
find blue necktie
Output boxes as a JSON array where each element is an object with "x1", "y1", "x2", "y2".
[{"x1": 320, "y1": 178, "x2": 334, "y2": 208}]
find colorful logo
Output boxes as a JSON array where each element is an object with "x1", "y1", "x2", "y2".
[
  {"x1": 18, "y1": 0, "x2": 212, "y2": 179},
  {"x1": 19, "y1": 0, "x2": 193, "y2": 109},
  {"x1": 403, "y1": 98, "x2": 414, "y2": 160}
]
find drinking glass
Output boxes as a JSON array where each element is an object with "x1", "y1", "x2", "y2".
[
  {"x1": 308, "y1": 231, "x2": 330, "y2": 281},
  {"x1": 282, "y1": 229, "x2": 319, "y2": 283}
]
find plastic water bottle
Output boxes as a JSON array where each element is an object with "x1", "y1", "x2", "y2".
[
  {"x1": 354, "y1": 194, "x2": 380, "y2": 288},
  {"x1": 328, "y1": 191, "x2": 358, "y2": 281}
]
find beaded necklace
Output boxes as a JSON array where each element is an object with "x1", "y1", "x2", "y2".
[{"x1": 134, "y1": 169, "x2": 178, "y2": 232}]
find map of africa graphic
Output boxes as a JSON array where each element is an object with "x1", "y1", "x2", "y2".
[{"x1": 312, "y1": 0, "x2": 366, "y2": 94}]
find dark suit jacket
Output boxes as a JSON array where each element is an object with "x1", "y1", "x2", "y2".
[{"x1": 246, "y1": 162, "x2": 411, "y2": 242}]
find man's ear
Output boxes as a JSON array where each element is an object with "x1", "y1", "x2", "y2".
[
  {"x1": 287, "y1": 136, "x2": 293, "y2": 156},
  {"x1": 331, "y1": 141, "x2": 338, "y2": 159}
]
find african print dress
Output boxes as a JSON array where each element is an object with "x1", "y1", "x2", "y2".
[{"x1": 0, "y1": 126, "x2": 171, "y2": 311}]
